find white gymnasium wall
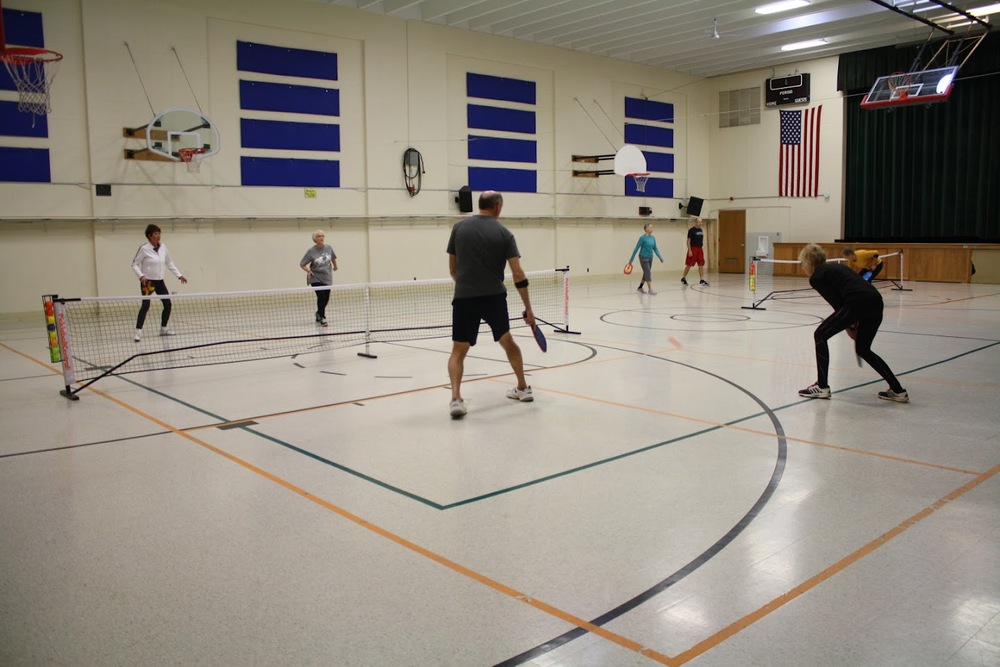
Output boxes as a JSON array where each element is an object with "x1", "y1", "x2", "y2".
[
  {"x1": 0, "y1": 0, "x2": 845, "y2": 316},
  {"x1": 706, "y1": 57, "x2": 844, "y2": 243}
]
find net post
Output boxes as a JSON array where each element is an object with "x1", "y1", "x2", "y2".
[
  {"x1": 357, "y1": 283, "x2": 377, "y2": 359},
  {"x1": 741, "y1": 257, "x2": 765, "y2": 310},
  {"x1": 892, "y1": 249, "x2": 912, "y2": 291},
  {"x1": 51, "y1": 297, "x2": 81, "y2": 400},
  {"x1": 554, "y1": 267, "x2": 580, "y2": 335},
  {"x1": 42, "y1": 295, "x2": 61, "y2": 363}
]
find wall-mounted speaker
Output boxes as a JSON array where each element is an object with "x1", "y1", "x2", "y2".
[
  {"x1": 456, "y1": 186, "x2": 473, "y2": 213},
  {"x1": 687, "y1": 196, "x2": 704, "y2": 217}
]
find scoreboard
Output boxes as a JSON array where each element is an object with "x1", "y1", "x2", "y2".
[{"x1": 765, "y1": 73, "x2": 810, "y2": 107}]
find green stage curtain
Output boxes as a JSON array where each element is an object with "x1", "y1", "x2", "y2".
[{"x1": 838, "y1": 34, "x2": 1000, "y2": 242}]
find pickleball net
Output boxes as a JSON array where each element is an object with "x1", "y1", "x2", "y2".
[
  {"x1": 743, "y1": 251, "x2": 907, "y2": 310},
  {"x1": 48, "y1": 268, "x2": 572, "y2": 399}
]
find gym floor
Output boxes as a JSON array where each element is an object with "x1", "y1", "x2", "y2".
[{"x1": 1, "y1": 272, "x2": 998, "y2": 666}]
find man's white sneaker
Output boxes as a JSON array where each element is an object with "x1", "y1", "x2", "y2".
[
  {"x1": 449, "y1": 399, "x2": 467, "y2": 419},
  {"x1": 160, "y1": 327, "x2": 176, "y2": 336},
  {"x1": 133, "y1": 330, "x2": 142, "y2": 342},
  {"x1": 506, "y1": 386, "x2": 534, "y2": 402}
]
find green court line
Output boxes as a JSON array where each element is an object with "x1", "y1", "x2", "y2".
[{"x1": 97, "y1": 338, "x2": 1000, "y2": 510}]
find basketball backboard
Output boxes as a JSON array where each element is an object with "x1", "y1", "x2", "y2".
[
  {"x1": 613, "y1": 144, "x2": 646, "y2": 176},
  {"x1": 860, "y1": 66, "x2": 958, "y2": 109},
  {"x1": 572, "y1": 143, "x2": 646, "y2": 179},
  {"x1": 145, "y1": 107, "x2": 220, "y2": 160}
]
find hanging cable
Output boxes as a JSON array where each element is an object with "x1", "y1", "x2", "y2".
[
  {"x1": 403, "y1": 148, "x2": 424, "y2": 197},
  {"x1": 171, "y1": 47, "x2": 204, "y2": 114},
  {"x1": 123, "y1": 42, "x2": 156, "y2": 117}
]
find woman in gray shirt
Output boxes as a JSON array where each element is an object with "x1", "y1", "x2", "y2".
[{"x1": 300, "y1": 230, "x2": 338, "y2": 326}]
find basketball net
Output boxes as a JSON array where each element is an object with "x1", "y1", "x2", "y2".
[
  {"x1": 0, "y1": 47, "x2": 63, "y2": 117},
  {"x1": 887, "y1": 72, "x2": 912, "y2": 101},
  {"x1": 178, "y1": 147, "x2": 207, "y2": 173},
  {"x1": 630, "y1": 173, "x2": 650, "y2": 193}
]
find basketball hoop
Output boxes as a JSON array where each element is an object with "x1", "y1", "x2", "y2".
[
  {"x1": 0, "y1": 47, "x2": 63, "y2": 116},
  {"x1": 178, "y1": 147, "x2": 207, "y2": 173},
  {"x1": 630, "y1": 173, "x2": 650, "y2": 193},
  {"x1": 887, "y1": 72, "x2": 913, "y2": 101}
]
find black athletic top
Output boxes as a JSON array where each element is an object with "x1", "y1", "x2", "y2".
[
  {"x1": 809, "y1": 261, "x2": 882, "y2": 310},
  {"x1": 687, "y1": 226, "x2": 704, "y2": 248}
]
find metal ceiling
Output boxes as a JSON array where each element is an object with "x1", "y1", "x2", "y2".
[{"x1": 318, "y1": 0, "x2": 992, "y2": 77}]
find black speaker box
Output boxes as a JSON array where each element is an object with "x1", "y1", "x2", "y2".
[
  {"x1": 456, "y1": 186, "x2": 473, "y2": 213},
  {"x1": 687, "y1": 196, "x2": 704, "y2": 217}
]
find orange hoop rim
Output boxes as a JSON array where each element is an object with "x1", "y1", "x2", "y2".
[
  {"x1": 178, "y1": 147, "x2": 208, "y2": 162},
  {"x1": 0, "y1": 46, "x2": 64, "y2": 65},
  {"x1": 886, "y1": 71, "x2": 912, "y2": 93}
]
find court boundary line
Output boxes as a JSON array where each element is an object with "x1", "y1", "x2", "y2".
[
  {"x1": 82, "y1": 382, "x2": 676, "y2": 665},
  {"x1": 671, "y1": 459, "x2": 1000, "y2": 665}
]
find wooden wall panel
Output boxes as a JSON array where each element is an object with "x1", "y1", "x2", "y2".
[{"x1": 771, "y1": 243, "x2": 993, "y2": 282}]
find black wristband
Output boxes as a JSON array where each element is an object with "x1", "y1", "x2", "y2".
[{"x1": 514, "y1": 279, "x2": 529, "y2": 289}]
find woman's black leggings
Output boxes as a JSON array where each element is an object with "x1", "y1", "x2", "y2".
[
  {"x1": 814, "y1": 300, "x2": 903, "y2": 392},
  {"x1": 313, "y1": 283, "x2": 330, "y2": 319},
  {"x1": 135, "y1": 280, "x2": 172, "y2": 329}
]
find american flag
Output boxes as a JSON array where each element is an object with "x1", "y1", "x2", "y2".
[{"x1": 779, "y1": 105, "x2": 822, "y2": 197}]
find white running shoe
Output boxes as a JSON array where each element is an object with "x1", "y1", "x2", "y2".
[
  {"x1": 506, "y1": 386, "x2": 534, "y2": 402},
  {"x1": 160, "y1": 327, "x2": 176, "y2": 336},
  {"x1": 133, "y1": 329, "x2": 142, "y2": 342},
  {"x1": 878, "y1": 389, "x2": 909, "y2": 403},
  {"x1": 798, "y1": 383, "x2": 831, "y2": 399},
  {"x1": 449, "y1": 399, "x2": 467, "y2": 418}
]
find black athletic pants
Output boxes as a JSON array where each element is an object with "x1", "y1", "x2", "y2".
[
  {"x1": 814, "y1": 297, "x2": 904, "y2": 392},
  {"x1": 135, "y1": 280, "x2": 171, "y2": 329},
  {"x1": 312, "y1": 283, "x2": 330, "y2": 319}
]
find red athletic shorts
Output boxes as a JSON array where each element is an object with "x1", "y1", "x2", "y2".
[{"x1": 685, "y1": 246, "x2": 705, "y2": 267}]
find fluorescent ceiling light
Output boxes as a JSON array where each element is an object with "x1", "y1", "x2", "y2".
[
  {"x1": 781, "y1": 38, "x2": 828, "y2": 51},
  {"x1": 898, "y1": 1, "x2": 937, "y2": 12},
  {"x1": 970, "y1": 3, "x2": 1000, "y2": 16},
  {"x1": 755, "y1": 0, "x2": 810, "y2": 15}
]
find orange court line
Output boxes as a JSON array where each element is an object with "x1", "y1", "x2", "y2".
[
  {"x1": 524, "y1": 383, "x2": 981, "y2": 476},
  {"x1": 4, "y1": 337, "x2": 978, "y2": 477},
  {"x1": 671, "y1": 460, "x2": 1000, "y2": 665},
  {"x1": 74, "y1": 381, "x2": 675, "y2": 665},
  {"x1": 3, "y1": 339, "x2": 991, "y2": 664}
]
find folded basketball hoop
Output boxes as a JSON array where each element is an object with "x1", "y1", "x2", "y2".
[
  {"x1": 178, "y1": 147, "x2": 207, "y2": 173},
  {"x1": 630, "y1": 173, "x2": 650, "y2": 193},
  {"x1": 0, "y1": 47, "x2": 63, "y2": 116}
]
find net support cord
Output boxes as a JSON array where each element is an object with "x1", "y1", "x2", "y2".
[{"x1": 51, "y1": 268, "x2": 572, "y2": 399}]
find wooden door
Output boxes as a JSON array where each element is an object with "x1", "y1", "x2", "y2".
[{"x1": 717, "y1": 209, "x2": 746, "y2": 274}]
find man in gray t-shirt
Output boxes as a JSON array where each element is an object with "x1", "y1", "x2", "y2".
[{"x1": 445, "y1": 191, "x2": 535, "y2": 419}]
